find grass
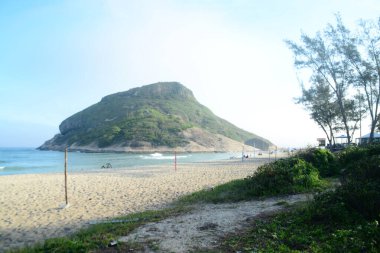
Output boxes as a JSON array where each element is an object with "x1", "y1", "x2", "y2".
[
  {"x1": 219, "y1": 204, "x2": 379, "y2": 253},
  {"x1": 8, "y1": 206, "x2": 189, "y2": 253}
]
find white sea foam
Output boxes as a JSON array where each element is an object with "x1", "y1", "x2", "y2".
[
  {"x1": 0, "y1": 166, "x2": 4, "y2": 170},
  {"x1": 141, "y1": 153, "x2": 188, "y2": 160}
]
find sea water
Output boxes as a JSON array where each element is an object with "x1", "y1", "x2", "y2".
[{"x1": 0, "y1": 147, "x2": 240, "y2": 176}]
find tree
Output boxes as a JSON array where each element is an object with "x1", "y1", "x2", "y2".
[
  {"x1": 343, "y1": 92, "x2": 367, "y2": 140},
  {"x1": 286, "y1": 32, "x2": 356, "y2": 143},
  {"x1": 296, "y1": 78, "x2": 341, "y2": 146},
  {"x1": 286, "y1": 15, "x2": 378, "y2": 144},
  {"x1": 356, "y1": 19, "x2": 380, "y2": 142},
  {"x1": 327, "y1": 16, "x2": 380, "y2": 143}
]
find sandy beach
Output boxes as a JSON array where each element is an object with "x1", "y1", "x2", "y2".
[{"x1": 0, "y1": 160, "x2": 266, "y2": 251}]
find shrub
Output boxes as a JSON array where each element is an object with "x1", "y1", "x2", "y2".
[
  {"x1": 340, "y1": 180, "x2": 380, "y2": 220},
  {"x1": 337, "y1": 146, "x2": 369, "y2": 169},
  {"x1": 338, "y1": 155, "x2": 380, "y2": 220},
  {"x1": 308, "y1": 190, "x2": 360, "y2": 225},
  {"x1": 296, "y1": 148, "x2": 339, "y2": 177},
  {"x1": 335, "y1": 145, "x2": 380, "y2": 220},
  {"x1": 179, "y1": 157, "x2": 326, "y2": 204},
  {"x1": 338, "y1": 144, "x2": 380, "y2": 169},
  {"x1": 245, "y1": 158, "x2": 324, "y2": 196}
]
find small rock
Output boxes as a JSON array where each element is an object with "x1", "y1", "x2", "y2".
[
  {"x1": 198, "y1": 222, "x2": 218, "y2": 231},
  {"x1": 147, "y1": 226, "x2": 159, "y2": 232}
]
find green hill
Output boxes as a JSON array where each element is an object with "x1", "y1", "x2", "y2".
[{"x1": 39, "y1": 82, "x2": 272, "y2": 152}]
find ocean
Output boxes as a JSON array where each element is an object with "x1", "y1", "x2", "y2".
[{"x1": 0, "y1": 147, "x2": 242, "y2": 176}]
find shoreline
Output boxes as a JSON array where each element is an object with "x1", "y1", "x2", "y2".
[
  {"x1": 0, "y1": 154, "x2": 284, "y2": 177},
  {"x1": 0, "y1": 160, "x2": 267, "y2": 251}
]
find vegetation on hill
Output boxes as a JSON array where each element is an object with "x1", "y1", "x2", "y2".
[{"x1": 40, "y1": 82, "x2": 272, "y2": 150}]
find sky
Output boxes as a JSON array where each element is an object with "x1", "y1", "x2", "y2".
[{"x1": 0, "y1": 0, "x2": 379, "y2": 148}]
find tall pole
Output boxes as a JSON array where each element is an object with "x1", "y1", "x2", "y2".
[
  {"x1": 275, "y1": 146, "x2": 277, "y2": 161},
  {"x1": 174, "y1": 151, "x2": 177, "y2": 171},
  {"x1": 64, "y1": 147, "x2": 68, "y2": 205},
  {"x1": 359, "y1": 94, "x2": 362, "y2": 145}
]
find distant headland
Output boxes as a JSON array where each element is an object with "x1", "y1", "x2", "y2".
[{"x1": 39, "y1": 82, "x2": 273, "y2": 152}]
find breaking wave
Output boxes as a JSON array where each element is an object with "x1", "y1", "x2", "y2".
[{"x1": 140, "y1": 153, "x2": 189, "y2": 160}]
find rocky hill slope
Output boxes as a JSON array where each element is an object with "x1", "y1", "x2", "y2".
[{"x1": 39, "y1": 82, "x2": 273, "y2": 152}]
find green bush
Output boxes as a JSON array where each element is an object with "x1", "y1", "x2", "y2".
[
  {"x1": 296, "y1": 148, "x2": 339, "y2": 177},
  {"x1": 308, "y1": 190, "x2": 360, "y2": 225},
  {"x1": 245, "y1": 158, "x2": 324, "y2": 196},
  {"x1": 337, "y1": 144, "x2": 380, "y2": 169},
  {"x1": 179, "y1": 157, "x2": 326, "y2": 204},
  {"x1": 338, "y1": 146, "x2": 369, "y2": 169},
  {"x1": 338, "y1": 155, "x2": 380, "y2": 220},
  {"x1": 336, "y1": 145, "x2": 380, "y2": 220},
  {"x1": 340, "y1": 180, "x2": 380, "y2": 220}
]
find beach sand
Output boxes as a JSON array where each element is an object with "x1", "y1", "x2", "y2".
[{"x1": 0, "y1": 159, "x2": 266, "y2": 251}]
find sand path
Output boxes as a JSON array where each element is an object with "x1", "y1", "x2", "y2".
[{"x1": 119, "y1": 194, "x2": 312, "y2": 252}]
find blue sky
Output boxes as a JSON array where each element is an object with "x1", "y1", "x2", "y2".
[{"x1": 1, "y1": 0, "x2": 379, "y2": 148}]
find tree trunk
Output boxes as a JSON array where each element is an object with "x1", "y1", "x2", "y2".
[
  {"x1": 336, "y1": 93, "x2": 352, "y2": 144},
  {"x1": 369, "y1": 122, "x2": 376, "y2": 144}
]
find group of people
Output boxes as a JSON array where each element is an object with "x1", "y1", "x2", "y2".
[{"x1": 101, "y1": 163, "x2": 112, "y2": 169}]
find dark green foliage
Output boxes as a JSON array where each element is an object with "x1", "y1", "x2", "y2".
[
  {"x1": 307, "y1": 190, "x2": 360, "y2": 225},
  {"x1": 246, "y1": 158, "x2": 324, "y2": 196},
  {"x1": 42, "y1": 82, "x2": 272, "y2": 150},
  {"x1": 296, "y1": 148, "x2": 339, "y2": 177},
  {"x1": 333, "y1": 145, "x2": 380, "y2": 220},
  {"x1": 57, "y1": 107, "x2": 191, "y2": 148},
  {"x1": 340, "y1": 179, "x2": 380, "y2": 220},
  {"x1": 338, "y1": 144, "x2": 380, "y2": 168},
  {"x1": 221, "y1": 207, "x2": 380, "y2": 253},
  {"x1": 179, "y1": 158, "x2": 326, "y2": 204},
  {"x1": 219, "y1": 144, "x2": 380, "y2": 252}
]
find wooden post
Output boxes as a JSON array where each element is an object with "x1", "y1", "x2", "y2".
[
  {"x1": 275, "y1": 146, "x2": 277, "y2": 161},
  {"x1": 359, "y1": 92, "x2": 362, "y2": 145},
  {"x1": 64, "y1": 147, "x2": 68, "y2": 205},
  {"x1": 174, "y1": 151, "x2": 177, "y2": 171}
]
